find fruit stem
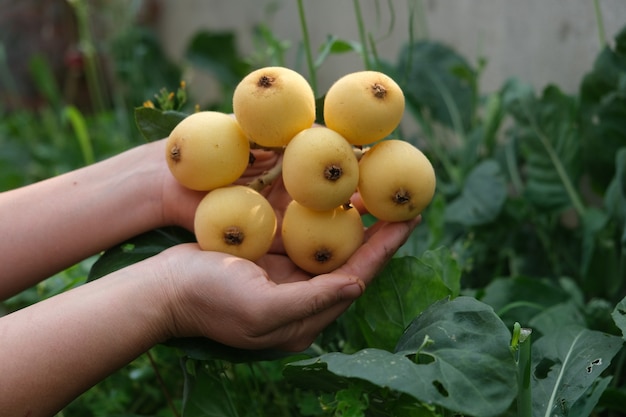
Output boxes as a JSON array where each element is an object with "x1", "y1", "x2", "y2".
[
  {"x1": 593, "y1": 0, "x2": 607, "y2": 47},
  {"x1": 247, "y1": 154, "x2": 284, "y2": 192},
  {"x1": 511, "y1": 323, "x2": 532, "y2": 417},
  {"x1": 352, "y1": 146, "x2": 369, "y2": 161},
  {"x1": 249, "y1": 141, "x2": 286, "y2": 154},
  {"x1": 353, "y1": 0, "x2": 371, "y2": 70},
  {"x1": 296, "y1": 0, "x2": 318, "y2": 97},
  {"x1": 67, "y1": 0, "x2": 108, "y2": 113}
]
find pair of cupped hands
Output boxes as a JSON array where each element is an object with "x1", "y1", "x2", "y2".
[{"x1": 154, "y1": 143, "x2": 420, "y2": 352}]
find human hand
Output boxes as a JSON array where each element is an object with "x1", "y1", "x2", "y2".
[
  {"x1": 156, "y1": 138, "x2": 281, "y2": 231},
  {"x1": 155, "y1": 215, "x2": 420, "y2": 352}
]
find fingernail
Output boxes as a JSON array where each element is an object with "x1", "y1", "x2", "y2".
[{"x1": 341, "y1": 278, "x2": 365, "y2": 299}]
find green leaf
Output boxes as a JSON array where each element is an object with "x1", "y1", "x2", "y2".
[
  {"x1": 579, "y1": 25, "x2": 626, "y2": 188},
  {"x1": 605, "y1": 148, "x2": 626, "y2": 233},
  {"x1": 531, "y1": 326, "x2": 623, "y2": 417},
  {"x1": 569, "y1": 376, "x2": 613, "y2": 417},
  {"x1": 333, "y1": 386, "x2": 368, "y2": 417},
  {"x1": 444, "y1": 159, "x2": 507, "y2": 226},
  {"x1": 480, "y1": 276, "x2": 578, "y2": 331},
  {"x1": 62, "y1": 105, "x2": 94, "y2": 166},
  {"x1": 528, "y1": 302, "x2": 587, "y2": 337},
  {"x1": 350, "y1": 248, "x2": 461, "y2": 351},
  {"x1": 164, "y1": 337, "x2": 295, "y2": 363},
  {"x1": 580, "y1": 208, "x2": 610, "y2": 277},
  {"x1": 28, "y1": 54, "x2": 62, "y2": 108},
  {"x1": 286, "y1": 297, "x2": 517, "y2": 417},
  {"x1": 505, "y1": 83, "x2": 583, "y2": 213},
  {"x1": 182, "y1": 364, "x2": 240, "y2": 417},
  {"x1": 315, "y1": 35, "x2": 360, "y2": 69},
  {"x1": 110, "y1": 27, "x2": 183, "y2": 111},
  {"x1": 397, "y1": 40, "x2": 477, "y2": 132},
  {"x1": 579, "y1": 206, "x2": 623, "y2": 298},
  {"x1": 611, "y1": 296, "x2": 626, "y2": 340},
  {"x1": 134, "y1": 107, "x2": 187, "y2": 142},
  {"x1": 88, "y1": 227, "x2": 195, "y2": 281},
  {"x1": 250, "y1": 23, "x2": 290, "y2": 68}
]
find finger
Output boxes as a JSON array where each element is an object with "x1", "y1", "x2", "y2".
[
  {"x1": 267, "y1": 217, "x2": 421, "y2": 350},
  {"x1": 255, "y1": 254, "x2": 310, "y2": 284},
  {"x1": 349, "y1": 192, "x2": 367, "y2": 214},
  {"x1": 243, "y1": 218, "x2": 419, "y2": 350},
  {"x1": 263, "y1": 174, "x2": 292, "y2": 211},
  {"x1": 339, "y1": 216, "x2": 421, "y2": 286},
  {"x1": 248, "y1": 273, "x2": 364, "y2": 341},
  {"x1": 237, "y1": 149, "x2": 280, "y2": 183}
]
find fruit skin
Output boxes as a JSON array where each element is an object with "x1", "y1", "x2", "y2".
[
  {"x1": 194, "y1": 185, "x2": 277, "y2": 261},
  {"x1": 357, "y1": 139, "x2": 436, "y2": 222},
  {"x1": 281, "y1": 200, "x2": 364, "y2": 274},
  {"x1": 232, "y1": 66, "x2": 316, "y2": 148},
  {"x1": 282, "y1": 127, "x2": 359, "y2": 211},
  {"x1": 323, "y1": 70, "x2": 405, "y2": 146},
  {"x1": 165, "y1": 111, "x2": 250, "y2": 191}
]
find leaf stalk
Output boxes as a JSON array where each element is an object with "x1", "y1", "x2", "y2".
[{"x1": 296, "y1": 0, "x2": 318, "y2": 97}]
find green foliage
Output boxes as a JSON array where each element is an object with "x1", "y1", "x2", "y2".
[
  {"x1": 348, "y1": 248, "x2": 461, "y2": 352},
  {"x1": 286, "y1": 297, "x2": 517, "y2": 417},
  {"x1": 398, "y1": 40, "x2": 478, "y2": 134},
  {"x1": 110, "y1": 26, "x2": 184, "y2": 111},
  {"x1": 76, "y1": 18, "x2": 626, "y2": 417},
  {"x1": 134, "y1": 108, "x2": 187, "y2": 143},
  {"x1": 530, "y1": 326, "x2": 622, "y2": 417},
  {"x1": 3, "y1": 2, "x2": 626, "y2": 416},
  {"x1": 444, "y1": 159, "x2": 507, "y2": 226},
  {"x1": 88, "y1": 227, "x2": 196, "y2": 281},
  {"x1": 579, "y1": 25, "x2": 626, "y2": 189}
]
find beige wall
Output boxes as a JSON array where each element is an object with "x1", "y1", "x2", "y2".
[{"x1": 155, "y1": 0, "x2": 625, "y2": 100}]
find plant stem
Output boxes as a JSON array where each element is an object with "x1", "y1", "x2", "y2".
[
  {"x1": 517, "y1": 332, "x2": 533, "y2": 417},
  {"x1": 353, "y1": 0, "x2": 371, "y2": 70},
  {"x1": 247, "y1": 154, "x2": 284, "y2": 192},
  {"x1": 296, "y1": 0, "x2": 318, "y2": 97},
  {"x1": 146, "y1": 350, "x2": 181, "y2": 417},
  {"x1": 512, "y1": 323, "x2": 533, "y2": 417},
  {"x1": 593, "y1": 0, "x2": 607, "y2": 47},
  {"x1": 67, "y1": 0, "x2": 107, "y2": 113},
  {"x1": 413, "y1": 0, "x2": 429, "y2": 39}
]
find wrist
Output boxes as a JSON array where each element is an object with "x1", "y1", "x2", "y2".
[{"x1": 111, "y1": 256, "x2": 175, "y2": 345}]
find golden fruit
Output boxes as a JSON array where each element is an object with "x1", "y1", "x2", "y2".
[
  {"x1": 323, "y1": 70, "x2": 405, "y2": 146},
  {"x1": 165, "y1": 111, "x2": 250, "y2": 191},
  {"x1": 357, "y1": 139, "x2": 436, "y2": 222},
  {"x1": 194, "y1": 185, "x2": 277, "y2": 261},
  {"x1": 232, "y1": 66, "x2": 316, "y2": 148},
  {"x1": 281, "y1": 200, "x2": 364, "y2": 274},
  {"x1": 282, "y1": 127, "x2": 359, "y2": 211}
]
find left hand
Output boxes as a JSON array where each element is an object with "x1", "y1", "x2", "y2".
[{"x1": 154, "y1": 214, "x2": 419, "y2": 351}]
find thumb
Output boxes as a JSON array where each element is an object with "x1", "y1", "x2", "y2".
[
  {"x1": 247, "y1": 274, "x2": 365, "y2": 351},
  {"x1": 260, "y1": 274, "x2": 364, "y2": 329}
]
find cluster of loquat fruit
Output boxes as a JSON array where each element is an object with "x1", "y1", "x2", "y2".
[{"x1": 164, "y1": 66, "x2": 436, "y2": 274}]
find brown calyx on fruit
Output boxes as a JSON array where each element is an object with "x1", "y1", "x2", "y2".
[
  {"x1": 324, "y1": 164, "x2": 343, "y2": 181},
  {"x1": 257, "y1": 75, "x2": 276, "y2": 88},
  {"x1": 392, "y1": 188, "x2": 412, "y2": 205},
  {"x1": 169, "y1": 144, "x2": 181, "y2": 162},
  {"x1": 371, "y1": 83, "x2": 387, "y2": 99},
  {"x1": 314, "y1": 248, "x2": 333, "y2": 264},
  {"x1": 223, "y1": 226, "x2": 245, "y2": 246}
]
